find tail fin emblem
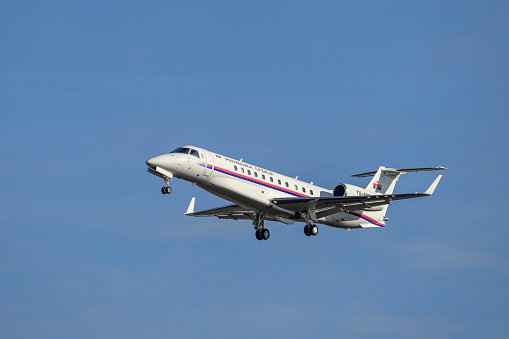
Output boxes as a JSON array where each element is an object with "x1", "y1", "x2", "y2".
[{"x1": 373, "y1": 183, "x2": 382, "y2": 192}]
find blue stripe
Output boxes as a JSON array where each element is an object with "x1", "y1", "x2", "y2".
[{"x1": 213, "y1": 167, "x2": 307, "y2": 198}]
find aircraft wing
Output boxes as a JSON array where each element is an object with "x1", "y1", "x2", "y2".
[
  {"x1": 185, "y1": 175, "x2": 441, "y2": 222},
  {"x1": 185, "y1": 199, "x2": 279, "y2": 221},
  {"x1": 272, "y1": 175, "x2": 442, "y2": 218}
]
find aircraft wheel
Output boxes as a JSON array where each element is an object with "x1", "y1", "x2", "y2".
[
  {"x1": 310, "y1": 224, "x2": 318, "y2": 236},
  {"x1": 161, "y1": 187, "x2": 167, "y2": 194},
  {"x1": 161, "y1": 186, "x2": 172, "y2": 194},
  {"x1": 304, "y1": 225, "x2": 311, "y2": 236},
  {"x1": 261, "y1": 228, "x2": 270, "y2": 240},
  {"x1": 255, "y1": 229, "x2": 263, "y2": 240}
]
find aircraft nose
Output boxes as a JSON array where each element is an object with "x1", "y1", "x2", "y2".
[
  {"x1": 146, "y1": 154, "x2": 174, "y2": 170},
  {"x1": 146, "y1": 157, "x2": 157, "y2": 168}
]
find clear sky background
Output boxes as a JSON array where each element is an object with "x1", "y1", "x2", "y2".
[{"x1": 1, "y1": 1, "x2": 508, "y2": 338}]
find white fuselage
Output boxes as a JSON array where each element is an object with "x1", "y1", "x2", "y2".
[{"x1": 147, "y1": 145, "x2": 385, "y2": 229}]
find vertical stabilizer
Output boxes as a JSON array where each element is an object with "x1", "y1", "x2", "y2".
[
  {"x1": 364, "y1": 167, "x2": 402, "y2": 195},
  {"x1": 378, "y1": 169, "x2": 402, "y2": 195},
  {"x1": 366, "y1": 167, "x2": 402, "y2": 218},
  {"x1": 366, "y1": 166, "x2": 384, "y2": 194}
]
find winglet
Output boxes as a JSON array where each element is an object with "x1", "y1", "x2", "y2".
[
  {"x1": 185, "y1": 197, "x2": 196, "y2": 215},
  {"x1": 424, "y1": 175, "x2": 442, "y2": 196}
]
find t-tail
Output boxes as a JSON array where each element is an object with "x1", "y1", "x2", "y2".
[{"x1": 351, "y1": 166, "x2": 447, "y2": 226}]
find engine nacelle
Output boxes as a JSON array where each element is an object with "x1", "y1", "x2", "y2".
[{"x1": 333, "y1": 183, "x2": 372, "y2": 197}]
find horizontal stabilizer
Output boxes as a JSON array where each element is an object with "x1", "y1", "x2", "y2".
[{"x1": 352, "y1": 166, "x2": 447, "y2": 178}]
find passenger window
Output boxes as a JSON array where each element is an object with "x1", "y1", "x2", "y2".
[
  {"x1": 248, "y1": 170, "x2": 251, "y2": 175},
  {"x1": 254, "y1": 172, "x2": 258, "y2": 177},
  {"x1": 262, "y1": 174, "x2": 265, "y2": 180},
  {"x1": 190, "y1": 149, "x2": 199, "y2": 158},
  {"x1": 294, "y1": 185, "x2": 298, "y2": 190},
  {"x1": 270, "y1": 177, "x2": 273, "y2": 182},
  {"x1": 234, "y1": 165, "x2": 238, "y2": 171},
  {"x1": 278, "y1": 179, "x2": 281, "y2": 185},
  {"x1": 241, "y1": 168, "x2": 245, "y2": 173},
  {"x1": 285, "y1": 182, "x2": 289, "y2": 187},
  {"x1": 302, "y1": 187, "x2": 306, "y2": 193},
  {"x1": 310, "y1": 190, "x2": 314, "y2": 195}
]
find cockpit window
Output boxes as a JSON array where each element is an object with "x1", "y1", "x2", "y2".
[
  {"x1": 171, "y1": 147, "x2": 190, "y2": 154},
  {"x1": 190, "y1": 149, "x2": 199, "y2": 158}
]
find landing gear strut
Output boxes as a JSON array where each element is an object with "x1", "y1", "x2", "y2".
[
  {"x1": 253, "y1": 213, "x2": 270, "y2": 240},
  {"x1": 301, "y1": 208, "x2": 318, "y2": 237}
]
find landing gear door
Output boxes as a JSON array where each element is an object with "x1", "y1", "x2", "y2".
[{"x1": 203, "y1": 151, "x2": 214, "y2": 176}]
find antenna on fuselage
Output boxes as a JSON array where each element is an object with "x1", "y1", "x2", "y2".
[
  {"x1": 295, "y1": 176, "x2": 298, "y2": 179},
  {"x1": 240, "y1": 158, "x2": 243, "y2": 162}
]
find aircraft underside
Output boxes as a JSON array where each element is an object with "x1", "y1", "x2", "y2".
[{"x1": 194, "y1": 181, "x2": 379, "y2": 239}]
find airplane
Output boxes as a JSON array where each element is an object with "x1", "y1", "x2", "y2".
[{"x1": 146, "y1": 145, "x2": 446, "y2": 240}]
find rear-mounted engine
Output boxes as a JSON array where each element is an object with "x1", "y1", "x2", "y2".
[{"x1": 333, "y1": 183, "x2": 371, "y2": 196}]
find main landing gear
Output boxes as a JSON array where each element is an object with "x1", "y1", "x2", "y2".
[
  {"x1": 253, "y1": 213, "x2": 270, "y2": 240},
  {"x1": 301, "y1": 208, "x2": 318, "y2": 237},
  {"x1": 304, "y1": 224, "x2": 318, "y2": 237},
  {"x1": 255, "y1": 228, "x2": 270, "y2": 240}
]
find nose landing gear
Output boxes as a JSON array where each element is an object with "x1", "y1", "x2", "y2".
[
  {"x1": 161, "y1": 177, "x2": 172, "y2": 194},
  {"x1": 161, "y1": 186, "x2": 172, "y2": 194}
]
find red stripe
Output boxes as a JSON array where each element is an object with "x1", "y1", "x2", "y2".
[{"x1": 349, "y1": 211, "x2": 385, "y2": 227}]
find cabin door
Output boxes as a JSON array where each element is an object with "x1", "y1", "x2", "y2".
[{"x1": 203, "y1": 151, "x2": 214, "y2": 176}]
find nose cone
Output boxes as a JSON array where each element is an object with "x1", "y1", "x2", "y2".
[
  {"x1": 146, "y1": 156, "x2": 158, "y2": 168},
  {"x1": 146, "y1": 154, "x2": 174, "y2": 170}
]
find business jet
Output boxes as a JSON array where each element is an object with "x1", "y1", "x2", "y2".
[{"x1": 146, "y1": 146, "x2": 446, "y2": 240}]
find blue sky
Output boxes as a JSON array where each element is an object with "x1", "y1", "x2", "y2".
[{"x1": 1, "y1": 1, "x2": 508, "y2": 338}]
